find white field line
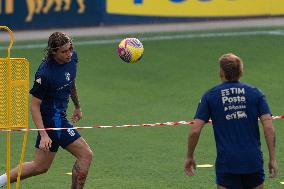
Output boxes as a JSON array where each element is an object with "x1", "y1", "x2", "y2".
[{"x1": 1, "y1": 30, "x2": 284, "y2": 51}]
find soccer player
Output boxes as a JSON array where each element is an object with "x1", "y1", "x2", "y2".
[
  {"x1": 184, "y1": 53, "x2": 277, "y2": 189},
  {"x1": 0, "y1": 32, "x2": 93, "y2": 189}
]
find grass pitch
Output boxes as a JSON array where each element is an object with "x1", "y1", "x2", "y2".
[{"x1": 0, "y1": 26, "x2": 284, "y2": 188}]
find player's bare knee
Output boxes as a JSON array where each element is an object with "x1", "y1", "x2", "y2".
[
  {"x1": 75, "y1": 148, "x2": 93, "y2": 165},
  {"x1": 34, "y1": 163, "x2": 50, "y2": 174},
  {"x1": 84, "y1": 148, "x2": 93, "y2": 163}
]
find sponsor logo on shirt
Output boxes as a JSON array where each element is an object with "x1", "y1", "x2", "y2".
[
  {"x1": 65, "y1": 72, "x2": 71, "y2": 81},
  {"x1": 221, "y1": 88, "x2": 247, "y2": 120}
]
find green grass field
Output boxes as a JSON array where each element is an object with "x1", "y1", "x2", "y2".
[{"x1": 1, "y1": 26, "x2": 284, "y2": 188}]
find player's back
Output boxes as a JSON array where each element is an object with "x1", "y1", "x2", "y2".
[{"x1": 204, "y1": 81, "x2": 270, "y2": 173}]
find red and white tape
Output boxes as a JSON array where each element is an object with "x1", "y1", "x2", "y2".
[{"x1": 1, "y1": 115, "x2": 283, "y2": 132}]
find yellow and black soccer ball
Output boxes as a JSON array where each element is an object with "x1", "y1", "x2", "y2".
[{"x1": 118, "y1": 38, "x2": 144, "y2": 63}]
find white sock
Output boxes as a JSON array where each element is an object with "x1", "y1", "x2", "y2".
[{"x1": 0, "y1": 173, "x2": 7, "y2": 187}]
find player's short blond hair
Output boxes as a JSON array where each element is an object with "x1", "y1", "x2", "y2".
[{"x1": 219, "y1": 53, "x2": 243, "y2": 81}]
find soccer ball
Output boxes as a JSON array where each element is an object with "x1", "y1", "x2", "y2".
[{"x1": 118, "y1": 38, "x2": 144, "y2": 63}]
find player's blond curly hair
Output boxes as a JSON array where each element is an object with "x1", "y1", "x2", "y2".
[{"x1": 45, "y1": 32, "x2": 73, "y2": 59}]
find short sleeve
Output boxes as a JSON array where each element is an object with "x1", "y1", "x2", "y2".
[
  {"x1": 194, "y1": 94, "x2": 210, "y2": 122},
  {"x1": 29, "y1": 72, "x2": 48, "y2": 100},
  {"x1": 257, "y1": 92, "x2": 271, "y2": 117}
]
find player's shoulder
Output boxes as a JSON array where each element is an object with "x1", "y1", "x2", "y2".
[
  {"x1": 239, "y1": 82, "x2": 257, "y2": 89},
  {"x1": 199, "y1": 85, "x2": 219, "y2": 102},
  {"x1": 36, "y1": 58, "x2": 49, "y2": 75},
  {"x1": 72, "y1": 50, "x2": 78, "y2": 63},
  {"x1": 240, "y1": 82, "x2": 264, "y2": 94},
  {"x1": 231, "y1": 82, "x2": 266, "y2": 100},
  {"x1": 205, "y1": 83, "x2": 224, "y2": 95},
  {"x1": 35, "y1": 58, "x2": 53, "y2": 82}
]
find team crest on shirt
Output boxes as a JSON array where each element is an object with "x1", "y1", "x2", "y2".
[
  {"x1": 65, "y1": 72, "x2": 71, "y2": 81},
  {"x1": 36, "y1": 78, "x2": 41, "y2": 84}
]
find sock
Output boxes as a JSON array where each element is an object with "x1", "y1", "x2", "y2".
[{"x1": 0, "y1": 173, "x2": 7, "y2": 187}]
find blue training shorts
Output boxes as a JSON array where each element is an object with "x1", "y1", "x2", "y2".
[
  {"x1": 35, "y1": 118, "x2": 81, "y2": 152},
  {"x1": 216, "y1": 170, "x2": 265, "y2": 189}
]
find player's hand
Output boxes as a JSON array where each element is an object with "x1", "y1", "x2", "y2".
[
  {"x1": 71, "y1": 108, "x2": 82, "y2": 123},
  {"x1": 39, "y1": 135, "x2": 52, "y2": 151},
  {"x1": 184, "y1": 157, "x2": 196, "y2": 176},
  {"x1": 268, "y1": 159, "x2": 278, "y2": 178}
]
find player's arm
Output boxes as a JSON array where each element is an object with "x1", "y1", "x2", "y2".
[
  {"x1": 70, "y1": 81, "x2": 82, "y2": 123},
  {"x1": 260, "y1": 113, "x2": 278, "y2": 178},
  {"x1": 30, "y1": 96, "x2": 52, "y2": 151},
  {"x1": 185, "y1": 119, "x2": 206, "y2": 176}
]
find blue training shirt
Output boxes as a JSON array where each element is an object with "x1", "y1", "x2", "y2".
[
  {"x1": 30, "y1": 51, "x2": 78, "y2": 123},
  {"x1": 194, "y1": 81, "x2": 271, "y2": 174}
]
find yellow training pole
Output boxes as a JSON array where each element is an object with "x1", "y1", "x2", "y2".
[
  {"x1": 16, "y1": 60, "x2": 30, "y2": 189},
  {"x1": 0, "y1": 25, "x2": 14, "y2": 189},
  {"x1": 0, "y1": 26, "x2": 13, "y2": 189},
  {"x1": 16, "y1": 130, "x2": 28, "y2": 189}
]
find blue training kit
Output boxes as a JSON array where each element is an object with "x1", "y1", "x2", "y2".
[
  {"x1": 30, "y1": 51, "x2": 81, "y2": 152},
  {"x1": 195, "y1": 81, "x2": 270, "y2": 187}
]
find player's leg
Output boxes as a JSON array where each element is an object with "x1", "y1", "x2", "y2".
[
  {"x1": 0, "y1": 149, "x2": 56, "y2": 187},
  {"x1": 10, "y1": 149, "x2": 56, "y2": 181},
  {"x1": 217, "y1": 186, "x2": 228, "y2": 189},
  {"x1": 65, "y1": 137, "x2": 93, "y2": 189}
]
